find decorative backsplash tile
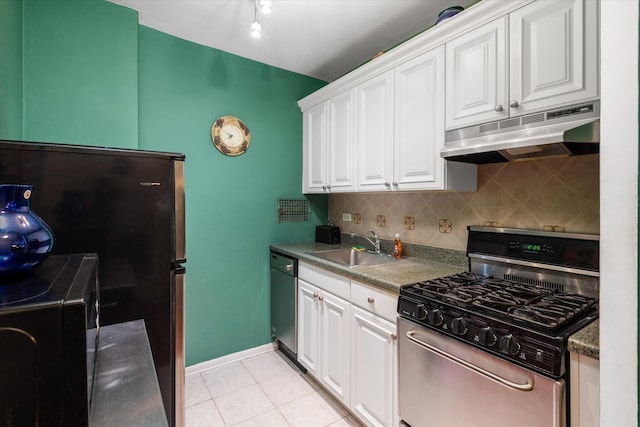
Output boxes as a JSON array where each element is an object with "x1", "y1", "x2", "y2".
[
  {"x1": 404, "y1": 216, "x2": 415, "y2": 230},
  {"x1": 328, "y1": 154, "x2": 599, "y2": 251},
  {"x1": 376, "y1": 215, "x2": 386, "y2": 227},
  {"x1": 439, "y1": 218, "x2": 452, "y2": 233}
]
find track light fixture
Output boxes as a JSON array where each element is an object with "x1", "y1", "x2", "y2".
[
  {"x1": 260, "y1": 0, "x2": 272, "y2": 14},
  {"x1": 251, "y1": 0, "x2": 261, "y2": 38},
  {"x1": 250, "y1": 0, "x2": 273, "y2": 38}
]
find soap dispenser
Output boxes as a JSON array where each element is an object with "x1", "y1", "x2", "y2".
[{"x1": 393, "y1": 233, "x2": 403, "y2": 259}]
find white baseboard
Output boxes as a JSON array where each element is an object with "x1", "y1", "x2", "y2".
[{"x1": 186, "y1": 342, "x2": 276, "y2": 376}]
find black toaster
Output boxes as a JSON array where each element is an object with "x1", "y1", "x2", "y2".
[{"x1": 315, "y1": 225, "x2": 341, "y2": 244}]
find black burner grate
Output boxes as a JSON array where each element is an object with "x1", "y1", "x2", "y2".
[{"x1": 401, "y1": 272, "x2": 597, "y2": 330}]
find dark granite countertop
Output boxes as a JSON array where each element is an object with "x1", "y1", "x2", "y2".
[
  {"x1": 270, "y1": 239, "x2": 467, "y2": 294},
  {"x1": 568, "y1": 319, "x2": 599, "y2": 360}
]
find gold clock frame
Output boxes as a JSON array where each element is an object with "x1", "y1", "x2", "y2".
[{"x1": 211, "y1": 115, "x2": 251, "y2": 156}]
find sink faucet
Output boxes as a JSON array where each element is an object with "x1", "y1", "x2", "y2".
[{"x1": 351, "y1": 230, "x2": 381, "y2": 254}]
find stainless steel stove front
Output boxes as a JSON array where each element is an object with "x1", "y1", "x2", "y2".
[{"x1": 398, "y1": 316, "x2": 566, "y2": 427}]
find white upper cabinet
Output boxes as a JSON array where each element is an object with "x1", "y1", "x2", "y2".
[
  {"x1": 446, "y1": 17, "x2": 508, "y2": 129},
  {"x1": 356, "y1": 71, "x2": 394, "y2": 191},
  {"x1": 446, "y1": 0, "x2": 599, "y2": 130},
  {"x1": 328, "y1": 90, "x2": 357, "y2": 192},
  {"x1": 302, "y1": 103, "x2": 327, "y2": 193},
  {"x1": 357, "y1": 48, "x2": 476, "y2": 192},
  {"x1": 394, "y1": 46, "x2": 446, "y2": 190},
  {"x1": 509, "y1": 0, "x2": 599, "y2": 115},
  {"x1": 302, "y1": 90, "x2": 356, "y2": 193},
  {"x1": 299, "y1": 0, "x2": 598, "y2": 191}
]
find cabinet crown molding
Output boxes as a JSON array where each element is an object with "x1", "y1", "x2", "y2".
[{"x1": 298, "y1": 0, "x2": 535, "y2": 111}]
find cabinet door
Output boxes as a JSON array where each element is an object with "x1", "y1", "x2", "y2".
[
  {"x1": 320, "y1": 292, "x2": 351, "y2": 406},
  {"x1": 394, "y1": 46, "x2": 445, "y2": 190},
  {"x1": 297, "y1": 279, "x2": 320, "y2": 376},
  {"x1": 446, "y1": 16, "x2": 508, "y2": 130},
  {"x1": 570, "y1": 352, "x2": 600, "y2": 427},
  {"x1": 510, "y1": 0, "x2": 599, "y2": 116},
  {"x1": 350, "y1": 306, "x2": 397, "y2": 427},
  {"x1": 328, "y1": 90, "x2": 356, "y2": 192},
  {"x1": 356, "y1": 71, "x2": 394, "y2": 191},
  {"x1": 302, "y1": 103, "x2": 327, "y2": 193}
]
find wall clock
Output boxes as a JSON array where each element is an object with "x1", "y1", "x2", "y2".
[{"x1": 211, "y1": 116, "x2": 251, "y2": 156}]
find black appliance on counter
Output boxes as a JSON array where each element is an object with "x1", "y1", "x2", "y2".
[
  {"x1": 397, "y1": 226, "x2": 599, "y2": 427},
  {"x1": 0, "y1": 140, "x2": 186, "y2": 426},
  {"x1": 315, "y1": 225, "x2": 341, "y2": 244},
  {"x1": 0, "y1": 253, "x2": 99, "y2": 426}
]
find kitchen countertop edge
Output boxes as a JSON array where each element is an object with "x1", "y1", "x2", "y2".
[
  {"x1": 568, "y1": 319, "x2": 599, "y2": 360},
  {"x1": 270, "y1": 241, "x2": 467, "y2": 294}
]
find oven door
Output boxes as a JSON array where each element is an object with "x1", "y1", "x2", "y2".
[{"x1": 398, "y1": 317, "x2": 565, "y2": 427}]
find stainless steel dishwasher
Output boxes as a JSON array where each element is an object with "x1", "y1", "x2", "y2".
[{"x1": 270, "y1": 250, "x2": 300, "y2": 365}]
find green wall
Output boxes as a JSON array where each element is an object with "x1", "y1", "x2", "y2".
[
  {"x1": 0, "y1": 0, "x2": 24, "y2": 139},
  {"x1": 22, "y1": 0, "x2": 139, "y2": 147},
  {"x1": 137, "y1": 27, "x2": 327, "y2": 364},
  {"x1": 0, "y1": 0, "x2": 327, "y2": 366}
]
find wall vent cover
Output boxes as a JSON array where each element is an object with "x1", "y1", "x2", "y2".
[{"x1": 277, "y1": 197, "x2": 309, "y2": 222}]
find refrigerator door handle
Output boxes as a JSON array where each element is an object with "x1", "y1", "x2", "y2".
[{"x1": 174, "y1": 160, "x2": 186, "y2": 263}]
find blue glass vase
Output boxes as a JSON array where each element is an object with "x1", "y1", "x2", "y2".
[{"x1": 0, "y1": 184, "x2": 54, "y2": 277}]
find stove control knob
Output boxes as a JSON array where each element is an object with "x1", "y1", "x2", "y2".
[
  {"x1": 451, "y1": 317, "x2": 468, "y2": 335},
  {"x1": 427, "y1": 309, "x2": 444, "y2": 326},
  {"x1": 498, "y1": 334, "x2": 520, "y2": 355},
  {"x1": 478, "y1": 327, "x2": 497, "y2": 347},
  {"x1": 416, "y1": 304, "x2": 427, "y2": 321}
]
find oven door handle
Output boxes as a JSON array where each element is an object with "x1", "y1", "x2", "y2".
[{"x1": 405, "y1": 330, "x2": 535, "y2": 392}]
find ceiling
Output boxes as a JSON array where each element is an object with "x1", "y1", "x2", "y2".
[{"x1": 106, "y1": 0, "x2": 468, "y2": 82}]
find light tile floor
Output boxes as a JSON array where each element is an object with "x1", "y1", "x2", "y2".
[{"x1": 186, "y1": 350, "x2": 363, "y2": 427}]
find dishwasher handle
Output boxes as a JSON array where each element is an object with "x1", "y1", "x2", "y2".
[
  {"x1": 406, "y1": 329, "x2": 534, "y2": 392},
  {"x1": 270, "y1": 251, "x2": 298, "y2": 277}
]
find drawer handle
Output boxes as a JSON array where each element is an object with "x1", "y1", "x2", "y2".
[
  {"x1": 406, "y1": 330, "x2": 534, "y2": 392},
  {"x1": 367, "y1": 297, "x2": 375, "y2": 304}
]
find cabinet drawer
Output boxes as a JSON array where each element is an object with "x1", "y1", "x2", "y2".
[
  {"x1": 299, "y1": 262, "x2": 350, "y2": 300},
  {"x1": 351, "y1": 280, "x2": 398, "y2": 323}
]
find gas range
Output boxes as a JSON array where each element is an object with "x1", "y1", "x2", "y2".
[{"x1": 397, "y1": 226, "x2": 599, "y2": 379}]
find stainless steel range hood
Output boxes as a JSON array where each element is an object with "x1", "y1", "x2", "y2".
[{"x1": 441, "y1": 102, "x2": 600, "y2": 164}]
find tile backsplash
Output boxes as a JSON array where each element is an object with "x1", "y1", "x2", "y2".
[{"x1": 329, "y1": 154, "x2": 599, "y2": 252}]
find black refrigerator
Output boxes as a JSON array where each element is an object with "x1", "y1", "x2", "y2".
[{"x1": 0, "y1": 140, "x2": 186, "y2": 426}]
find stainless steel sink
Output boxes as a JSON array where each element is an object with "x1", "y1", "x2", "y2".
[{"x1": 309, "y1": 248, "x2": 395, "y2": 267}]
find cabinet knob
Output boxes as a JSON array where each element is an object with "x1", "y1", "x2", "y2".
[
  {"x1": 326, "y1": 185, "x2": 331, "y2": 190},
  {"x1": 392, "y1": 182, "x2": 399, "y2": 187},
  {"x1": 495, "y1": 104, "x2": 503, "y2": 112},
  {"x1": 384, "y1": 182, "x2": 391, "y2": 187},
  {"x1": 322, "y1": 185, "x2": 327, "y2": 190},
  {"x1": 313, "y1": 293, "x2": 319, "y2": 299},
  {"x1": 318, "y1": 295, "x2": 324, "y2": 302},
  {"x1": 509, "y1": 100, "x2": 520, "y2": 108},
  {"x1": 367, "y1": 297, "x2": 375, "y2": 304},
  {"x1": 391, "y1": 333, "x2": 397, "y2": 341}
]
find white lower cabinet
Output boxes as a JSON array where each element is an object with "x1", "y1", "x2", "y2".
[
  {"x1": 350, "y1": 306, "x2": 397, "y2": 427},
  {"x1": 570, "y1": 352, "x2": 600, "y2": 427},
  {"x1": 297, "y1": 263, "x2": 398, "y2": 427},
  {"x1": 297, "y1": 275, "x2": 351, "y2": 406},
  {"x1": 297, "y1": 279, "x2": 321, "y2": 376},
  {"x1": 320, "y1": 290, "x2": 351, "y2": 405}
]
